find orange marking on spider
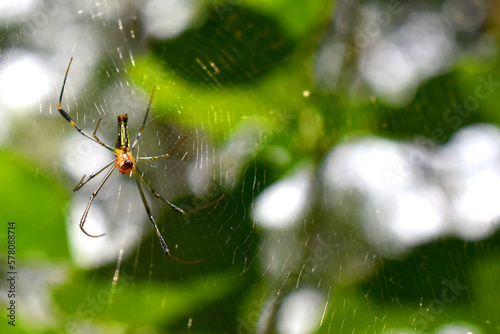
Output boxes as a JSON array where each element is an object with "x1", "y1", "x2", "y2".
[{"x1": 115, "y1": 148, "x2": 135, "y2": 175}]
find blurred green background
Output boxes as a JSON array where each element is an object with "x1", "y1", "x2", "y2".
[{"x1": 1, "y1": 0, "x2": 500, "y2": 333}]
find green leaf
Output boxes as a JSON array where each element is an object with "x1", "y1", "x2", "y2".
[
  {"x1": 151, "y1": 6, "x2": 294, "y2": 85},
  {"x1": 207, "y1": 0, "x2": 333, "y2": 42},
  {"x1": 0, "y1": 150, "x2": 70, "y2": 260},
  {"x1": 55, "y1": 269, "x2": 238, "y2": 328},
  {"x1": 243, "y1": 0, "x2": 334, "y2": 41}
]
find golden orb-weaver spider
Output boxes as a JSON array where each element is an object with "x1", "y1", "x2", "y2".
[{"x1": 58, "y1": 58, "x2": 221, "y2": 264}]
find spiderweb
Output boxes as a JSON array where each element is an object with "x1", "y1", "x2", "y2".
[{"x1": 1, "y1": 0, "x2": 500, "y2": 333}]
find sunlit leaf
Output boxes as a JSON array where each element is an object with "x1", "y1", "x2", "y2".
[{"x1": 0, "y1": 150, "x2": 70, "y2": 259}]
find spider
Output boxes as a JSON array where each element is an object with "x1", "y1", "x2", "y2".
[{"x1": 58, "y1": 57, "x2": 210, "y2": 264}]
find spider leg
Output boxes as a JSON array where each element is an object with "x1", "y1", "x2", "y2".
[
  {"x1": 136, "y1": 136, "x2": 187, "y2": 161},
  {"x1": 79, "y1": 165, "x2": 116, "y2": 238},
  {"x1": 135, "y1": 167, "x2": 186, "y2": 214},
  {"x1": 134, "y1": 172, "x2": 202, "y2": 264},
  {"x1": 131, "y1": 85, "x2": 156, "y2": 150},
  {"x1": 136, "y1": 166, "x2": 225, "y2": 214},
  {"x1": 73, "y1": 160, "x2": 115, "y2": 192},
  {"x1": 58, "y1": 57, "x2": 114, "y2": 152},
  {"x1": 91, "y1": 118, "x2": 111, "y2": 148},
  {"x1": 183, "y1": 194, "x2": 226, "y2": 214}
]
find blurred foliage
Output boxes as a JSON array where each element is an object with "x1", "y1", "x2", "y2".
[
  {"x1": 0, "y1": 149, "x2": 69, "y2": 260},
  {"x1": 54, "y1": 269, "x2": 240, "y2": 329}
]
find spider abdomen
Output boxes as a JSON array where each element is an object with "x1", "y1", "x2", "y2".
[{"x1": 116, "y1": 151, "x2": 135, "y2": 175}]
